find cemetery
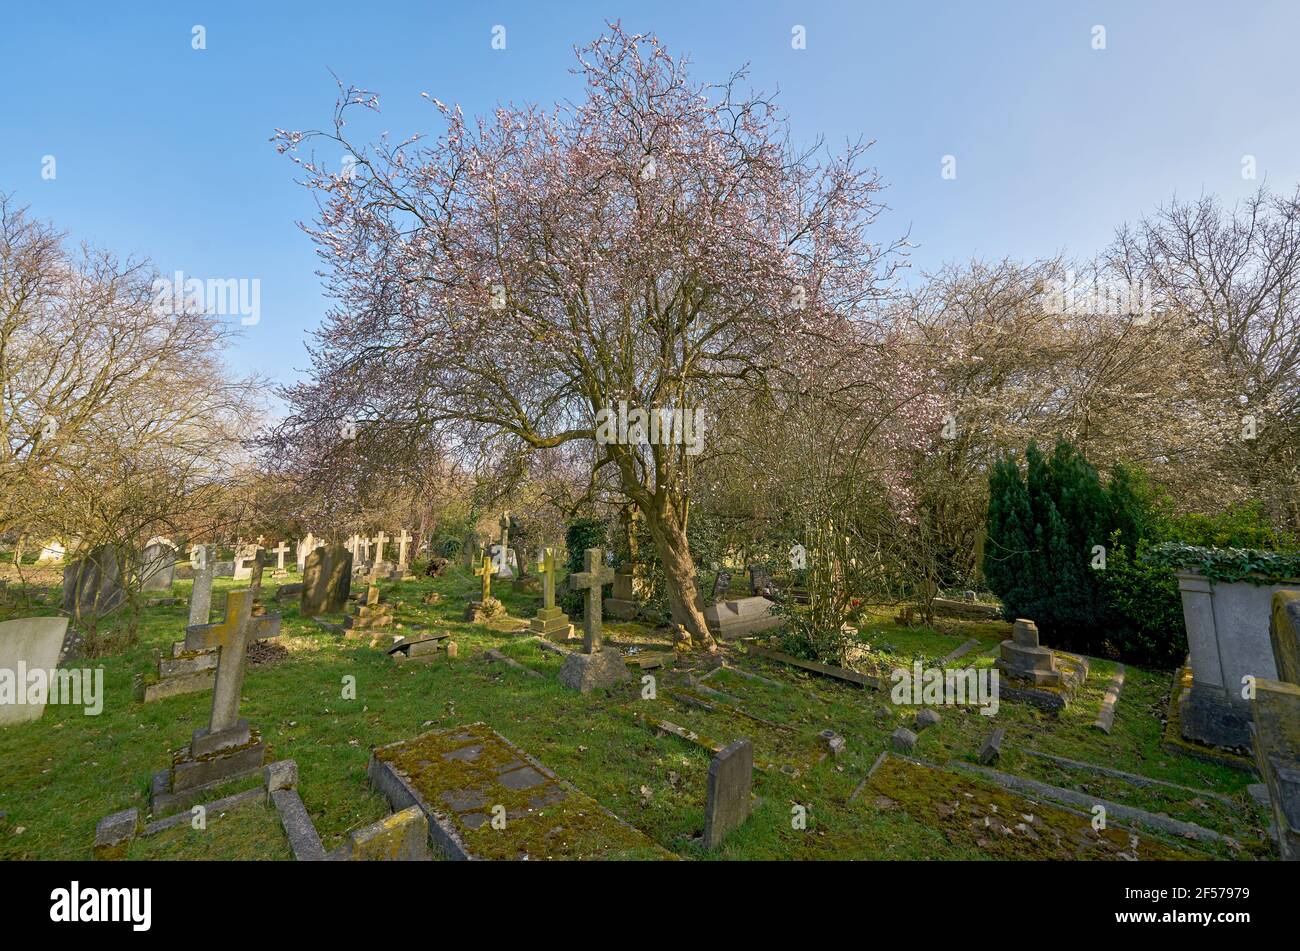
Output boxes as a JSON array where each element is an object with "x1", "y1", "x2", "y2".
[{"x1": 2, "y1": 12, "x2": 1299, "y2": 883}]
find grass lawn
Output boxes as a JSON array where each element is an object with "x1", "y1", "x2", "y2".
[{"x1": 0, "y1": 565, "x2": 1272, "y2": 861}]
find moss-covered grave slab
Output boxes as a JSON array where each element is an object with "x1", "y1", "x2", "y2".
[
  {"x1": 864, "y1": 754, "x2": 1206, "y2": 860},
  {"x1": 367, "y1": 722, "x2": 676, "y2": 860}
]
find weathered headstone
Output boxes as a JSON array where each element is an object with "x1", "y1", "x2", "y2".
[
  {"x1": 558, "y1": 548, "x2": 629, "y2": 693},
  {"x1": 530, "y1": 547, "x2": 574, "y2": 640},
  {"x1": 233, "y1": 543, "x2": 261, "y2": 581},
  {"x1": 140, "y1": 538, "x2": 177, "y2": 592},
  {"x1": 748, "y1": 564, "x2": 779, "y2": 599},
  {"x1": 61, "y1": 545, "x2": 126, "y2": 619},
  {"x1": 344, "y1": 584, "x2": 393, "y2": 636},
  {"x1": 187, "y1": 544, "x2": 216, "y2": 626},
  {"x1": 301, "y1": 544, "x2": 353, "y2": 617},
  {"x1": 995, "y1": 619, "x2": 1088, "y2": 713},
  {"x1": 184, "y1": 589, "x2": 281, "y2": 651},
  {"x1": 604, "y1": 570, "x2": 640, "y2": 620},
  {"x1": 296, "y1": 532, "x2": 318, "y2": 571},
  {"x1": 494, "y1": 513, "x2": 514, "y2": 579},
  {"x1": 703, "y1": 739, "x2": 754, "y2": 849},
  {"x1": 151, "y1": 596, "x2": 265, "y2": 815},
  {"x1": 396, "y1": 529, "x2": 413, "y2": 569},
  {"x1": 1249, "y1": 592, "x2": 1300, "y2": 860},
  {"x1": 709, "y1": 569, "x2": 732, "y2": 604},
  {"x1": 0, "y1": 617, "x2": 71, "y2": 726},
  {"x1": 270, "y1": 540, "x2": 291, "y2": 577}
]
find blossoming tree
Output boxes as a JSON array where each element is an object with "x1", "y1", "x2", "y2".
[{"x1": 272, "y1": 25, "x2": 930, "y2": 649}]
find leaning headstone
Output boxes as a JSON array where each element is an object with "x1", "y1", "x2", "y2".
[
  {"x1": 0, "y1": 617, "x2": 71, "y2": 726},
  {"x1": 329, "y1": 806, "x2": 432, "y2": 861},
  {"x1": 558, "y1": 548, "x2": 630, "y2": 693},
  {"x1": 300, "y1": 544, "x2": 353, "y2": 617},
  {"x1": 140, "y1": 539, "x2": 177, "y2": 592},
  {"x1": 703, "y1": 739, "x2": 754, "y2": 849},
  {"x1": 150, "y1": 596, "x2": 265, "y2": 816},
  {"x1": 61, "y1": 545, "x2": 126, "y2": 620},
  {"x1": 978, "y1": 727, "x2": 1006, "y2": 765}
]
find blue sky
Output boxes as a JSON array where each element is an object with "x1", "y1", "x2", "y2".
[{"x1": 3, "y1": 1, "x2": 1298, "y2": 401}]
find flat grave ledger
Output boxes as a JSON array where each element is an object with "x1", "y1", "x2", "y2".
[{"x1": 367, "y1": 722, "x2": 674, "y2": 860}]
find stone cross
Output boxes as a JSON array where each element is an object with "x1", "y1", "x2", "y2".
[
  {"x1": 474, "y1": 554, "x2": 493, "y2": 603},
  {"x1": 256, "y1": 534, "x2": 266, "y2": 547},
  {"x1": 360, "y1": 536, "x2": 372, "y2": 562},
  {"x1": 499, "y1": 512, "x2": 510, "y2": 552},
  {"x1": 374, "y1": 530, "x2": 389, "y2": 563},
  {"x1": 537, "y1": 547, "x2": 559, "y2": 610},
  {"x1": 271, "y1": 540, "x2": 290, "y2": 571},
  {"x1": 396, "y1": 529, "x2": 412, "y2": 566},
  {"x1": 185, "y1": 589, "x2": 280, "y2": 651},
  {"x1": 206, "y1": 589, "x2": 253, "y2": 736},
  {"x1": 568, "y1": 547, "x2": 614, "y2": 653}
]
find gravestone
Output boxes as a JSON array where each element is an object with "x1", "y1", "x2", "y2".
[
  {"x1": 367, "y1": 723, "x2": 673, "y2": 860},
  {"x1": 703, "y1": 739, "x2": 754, "y2": 849},
  {"x1": 464, "y1": 555, "x2": 504, "y2": 622},
  {"x1": 748, "y1": 564, "x2": 779, "y2": 599},
  {"x1": 270, "y1": 540, "x2": 291, "y2": 578},
  {"x1": 151, "y1": 595, "x2": 265, "y2": 815},
  {"x1": 1249, "y1": 591, "x2": 1300, "y2": 860},
  {"x1": 703, "y1": 596, "x2": 783, "y2": 640},
  {"x1": 995, "y1": 618, "x2": 1088, "y2": 713},
  {"x1": 1177, "y1": 569, "x2": 1299, "y2": 749},
  {"x1": 344, "y1": 584, "x2": 393, "y2": 636},
  {"x1": 709, "y1": 569, "x2": 733, "y2": 604},
  {"x1": 494, "y1": 513, "x2": 514, "y2": 579},
  {"x1": 530, "y1": 547, "x2": 574, "y2": 640},
  {"x1": 396, "y1": 529, "x2": 413, "y2": 570},
  {"x1": 296, "y1": 532, "x2": 318, "y2": 571},
  {"x1": 301, "y1": 544, "x2": 353, "y2": 617},
  {"x1": 233, "y1": 543, "x2": 261, "y2": 581},
  {"x1": 36, "y1": 539, "x2": 66, "y2": 565},
  {"x1": 61, "y1": 545, "x2": 126, "y2": 619},
  {"x1": 0, "y1": 617, "x2": 71, "y2": 726},
  {"x1": 140, "y1": 538, "x2": 177, "y2": 592},
  {"x1": 184, "y1": 589, "x2": 281, "y2": 652},
  {"x1": 558, "y1": 548, "x2": 630, "y2": 693},
  {"x1": 604, "y1": 571, "x2": 640, "y2": 620},
  {"x1": 187, "y1": 544, "x2": 216, "y2": 626}
]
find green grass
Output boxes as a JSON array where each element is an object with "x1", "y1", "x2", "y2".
[{"x1": 0, "y1": 567, "x2": 1271, "y2": 860}]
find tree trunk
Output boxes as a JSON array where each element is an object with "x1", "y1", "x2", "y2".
[{"x1": 643, "y1": 504, "x2": 716, "y2": 652}]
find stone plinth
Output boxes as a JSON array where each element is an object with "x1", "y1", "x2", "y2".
[
  {"x1": 529, "y1": 606, "x2": 574, "y2": 640},
  {"x1": 1177, "y1": 570, "x2": 1300, "y2": 750},
  {"x1": 558, "y1": 648, "x2": 631, "y2": 693}
]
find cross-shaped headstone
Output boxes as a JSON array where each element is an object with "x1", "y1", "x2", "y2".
[
  {"x1": 499, "y1": 512, "x2": 511, "y2": 551},
  {"x1": 374, "y1": 530, "x2": 389, "y2": 563},
  {"x1": 271, "y1": 540, "x2": 290, "y2": 571},
  {"x1": 536, "y1": 547, "x2": 559, "y2": 610},
  {"x1": 474, "y1": 554, "x2": 493, "y2": 603},
  {"x1": 184, "y1": 589, "x2": 280, "y2": 651},
  {"x1": 568, "y1": 547, "x2": 614, "y2": 653},
  {"x1": 205, "y1": 588, "x2": 253, "y2": 737},
  {"x1": 256, "y1": 534, "x2": 266, "y2": 547},
  {"x1": 396, "y1": 529, "x2": 412, "y2": 566},
  {"x1": 360, "y1": 536, "x2": 372, "y2": 562}
]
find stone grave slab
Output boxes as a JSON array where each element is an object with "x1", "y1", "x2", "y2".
[
  {"x1": 864, "y1": 754, "x2": 1207, "y2": 860},
  {"x1": 0, "y1": 617, "x2": 70, "y2": 726},
  {"x1": 703, "y1": 596, "x2": 784, "y2": 640},
  {"x1": 367, "y1": 723, "x2": 674, "y2": 860}
]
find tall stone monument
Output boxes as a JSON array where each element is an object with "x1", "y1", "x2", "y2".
[{"x1": 558, "y1": 548, "x2": 630, "y2": 693}]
